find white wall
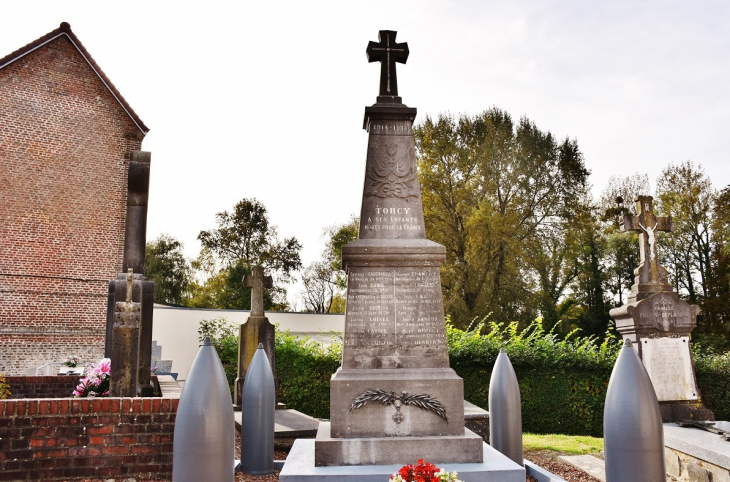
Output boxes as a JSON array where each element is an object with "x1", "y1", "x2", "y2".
[{"x1": 151, "y1": 305, "x2": 344, "y2": 381}]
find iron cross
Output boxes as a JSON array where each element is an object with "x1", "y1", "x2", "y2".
[
  {"x1": 366, "y1": 30, "x2": 409, "y2": 97},
  {"x1": 620, "y1": 196, "x2": 672, "y2": 273}
]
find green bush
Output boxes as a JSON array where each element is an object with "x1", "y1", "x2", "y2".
[
  {"x1": 198, "y1": 318, "x2": 239, "y2": 398},
  {"x1": 215, "y1": 316, "x2": 730, "y2": 435},
  {"x1": 694, "y1": 351, "x2": 730, "y2": 420},
  {"x1": 275, "y1": 331, "x2": 341, "y2": 419},
  {"x1": 448, "y1": 319, "x2": 620, "y2": 436}
]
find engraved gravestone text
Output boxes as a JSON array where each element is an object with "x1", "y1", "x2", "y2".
[{"x1": 641, "y1": 337, "x2": 697, "y2": 401}]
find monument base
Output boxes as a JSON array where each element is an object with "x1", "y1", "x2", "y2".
[
  {"x1": 315, "y1": 422, "x2": 484, "y2": 466},
  {"x1": 330, "y1": 368, "x2": 466, "y2": 438},
  {"x1": 283, "y1": 438, "x2": 525, "y2": 482},
  {"x1": 660, "y1": 400, "x2": 715, "y2": 423}
]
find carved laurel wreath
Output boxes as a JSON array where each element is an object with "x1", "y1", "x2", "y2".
[{"x1": 349, "y1": 389, "x2": 448, "y2": 421}]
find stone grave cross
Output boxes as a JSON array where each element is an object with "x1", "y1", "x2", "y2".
[
  {"x1": 366, "y1": 30, "x2": 409, "y2": 97},
  {"x1": 110, "y1": 269, "x2": 140, "y2": 397},
  {"x1": 610, "y1": 195, "x2": 711, "y2": 421},
  {"x1": 242, "y1": 265, "x2": 273, "y2": 316},
  {"x1": 235, "y1": 264, "x2": 276, "y2": 409},
  {"x1": 620, "y1": 195, "x2": 673, "y2": 299}
]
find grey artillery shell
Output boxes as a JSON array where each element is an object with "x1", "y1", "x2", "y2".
[
  {"x1": 240, "y1": 343, "x2": 275, "y2": 475},
  {"x1": 173, "y1": 337, "x2": 234, "y2": 482},
  {"x1": 604, "y1": 339, "x2": 665, "y2": 482},
  {"x1": 489, "y1": 348, "x2": 523, "y2": 466}
]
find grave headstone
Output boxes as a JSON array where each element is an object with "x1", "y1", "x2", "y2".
[
  {"x1": 313, "y1": 30, "x2": 484, "y2": 467},
  {"x1": 233, "y1": 265, "x2": 276, "y2": 409},
  {"x1": 151, "y1": 341, "x2": 163, "y2": 364},
  {"x1": 111, "y1": 270, "x2": 140, "y2": 397},
  {"x1": 150, "y1": 340, "x2": 173, "y2": 375},
  {"x1": 609, "y1": 195, "x2": 713, "y2": 422},
  {"x1": 104, "y1": 150, "x2": 155, "y2": 396}
]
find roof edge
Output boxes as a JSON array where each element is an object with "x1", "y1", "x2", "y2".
[{"x1": 0, "y1": 22, "x2": 149, "y2": 135}]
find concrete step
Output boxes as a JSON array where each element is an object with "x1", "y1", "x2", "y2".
[{"x1": 558, "y1": 455, "x2": 606, "y2": 481}]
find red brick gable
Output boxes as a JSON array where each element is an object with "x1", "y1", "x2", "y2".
[
  {"x1": 0, "y1": 22, "x2": 149, "y2": 134},
  {"x1": 0, "y1": 23, "x2": 149, "y2": 375}
]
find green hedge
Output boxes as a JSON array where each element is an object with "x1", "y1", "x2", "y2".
[
  {"x1": 270, "y1": 321, "x2": 729, "y2": 435},
  {"x1": 275, "y1": 331, "x2": 341, "y2": 419},
  {"x1": 695, "y1": 351, "x2": 730, "y2": 420},
  {"x1": 448, "y1": 321, "x2": 618, "y2": 436}
]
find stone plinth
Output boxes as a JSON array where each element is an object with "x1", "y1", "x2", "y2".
[
  {"x1": 282, "y1": 439, "x2": 525, "y2": 482},
  {"x1": 330, "y1": 368, "x2": 464, "y2": 438},
  {"x1": 315, "y1": 422, "x2": 484, "y2": 466},
  {"x1": 234, "y1": 315, "x2": 276, "y2": 407}
]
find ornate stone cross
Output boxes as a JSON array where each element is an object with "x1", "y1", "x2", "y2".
[
  {"x1": 366, "y1": 30, "x2": 409, "y2": 97},
  {"x1": 620, "y1": 195, "x2": 673, "y2": 289},
  {"x1": 242, "y1": 265, "x2": 273, "y2": 317}
]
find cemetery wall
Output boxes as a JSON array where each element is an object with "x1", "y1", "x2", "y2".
[
  {"x1": 0, "y1": 395, "x2": 178, "y2": 481},
  {"x1": 0, "y1": 26, "x2": 146, "y2": 375},
  {"x1": 152, "y1": 304, "x2": 344, "y2": 381}
]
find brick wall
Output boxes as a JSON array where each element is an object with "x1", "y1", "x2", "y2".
[
  {"x1": 0, "y1": 395, "x2": 178, "y2": 481},
  {"x1": 0, "y1": 31, "x2": 146, "y2": 374},
  {"x1": 5, "y1": 376, "x2": 82, "y2": 399}
]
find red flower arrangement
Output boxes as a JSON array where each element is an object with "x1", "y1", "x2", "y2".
[{"x1": 389, "y1": 459, "x2": 461, "y2": 482}]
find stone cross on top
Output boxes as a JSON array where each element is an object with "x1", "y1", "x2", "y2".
[
  {"x1": 621, "y1": 195, "x2": 673, "y2": 294},
  {"x1": 367, "y1": 30, "x2": 409, "y2": 98},
  {"x1": 243, "y1": 265, "x2": 273, "y2": 317}
]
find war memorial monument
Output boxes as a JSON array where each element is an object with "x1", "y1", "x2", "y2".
[{"x1": 279, "y1": 30, "x2": 525, "y2": 482}]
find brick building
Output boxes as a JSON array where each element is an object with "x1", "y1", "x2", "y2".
[{"x1": 0, "y1": 23, "x2": 149, "y2": 375}]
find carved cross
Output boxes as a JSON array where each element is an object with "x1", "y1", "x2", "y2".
[
  {"x1": 620, "y1": 195, "x2": 672, "y2": 281},
  {"x1": 366, "y1": 30, "x2": 409, "y2": 97},
  {"x1": 242, "y1": 265, "x2": 273, "y2": 317}
]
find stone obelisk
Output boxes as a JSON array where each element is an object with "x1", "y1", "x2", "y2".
[
  {"x1": 314, "y1": 30, "x2": 483, "y2": 466},
  {"x1": 105, "y1": 150, "x2": 155, "y2": 397},
  {"x1": 610, "y1": 196, "x2": 712, "y2": 422}
]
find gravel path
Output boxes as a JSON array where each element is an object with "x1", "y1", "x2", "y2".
[{"x1": 525, "y1": 450, "x2": 602, "y2": 482}]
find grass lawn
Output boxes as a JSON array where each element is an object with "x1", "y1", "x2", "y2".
[{"x1": 523, "y1": 433, "x2": 604, "y2": 454}]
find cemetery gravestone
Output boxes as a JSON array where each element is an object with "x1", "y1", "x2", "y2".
[
  {"x1": 314, "y1": 30, "x2": 484, "y2": 466},
  {"x1": 104, "y1": 150, "x2": 155, "y2": 397},
  {"x1": 234, "y1": 265, "x2": 276, "y2": 409},
  {"x1": 151, "y1": 341, "x2": 162, "y2": 366},
  {"x1": 151, "y1": 341, "x2": 174, "y2": 375},
  {"x1": 111, "y1": 270, "x2": 140, "y2": 397},
  {"x1": 609, "y1": 195, "x2": 713, "y2": 421}
]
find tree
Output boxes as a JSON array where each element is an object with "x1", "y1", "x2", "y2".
[
  {"x1": 597, "y1": 174, "x2": 650, "y2": 305},
  {"x1": 701, "y1": 185, "x2": 730, "y2": 347},
  {"x1": 144, "y1": 234, "x2": 191, "y2": 305},
  {"x1": 571, "y1": 212, "x2": 610, "y2": 338},
  {"x1": 301, "y1": 261, "x2": 338, "y2": 313},
  {"x1": 299, "y1": 217, "x2": 358, "y2": 313},
  {"x1": 415, "y1": 109, "x2": 590, "y2": 328},
  {"x1": 655, "y1": 161, "x2": 716, "y2": 305},
  {"x1": 597, "y1": 173, "x2": 652, "y2": 223},
  {"x1": 324, "y1": 217, "x2": 359, "y2": 288},
  {"x1": 197, "y1": 198, "x2": 302, "y2": 308}
]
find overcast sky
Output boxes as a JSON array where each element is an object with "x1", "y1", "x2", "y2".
[{"x1": 3, "y1": 1, "x2": 729, "y2": 307}]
